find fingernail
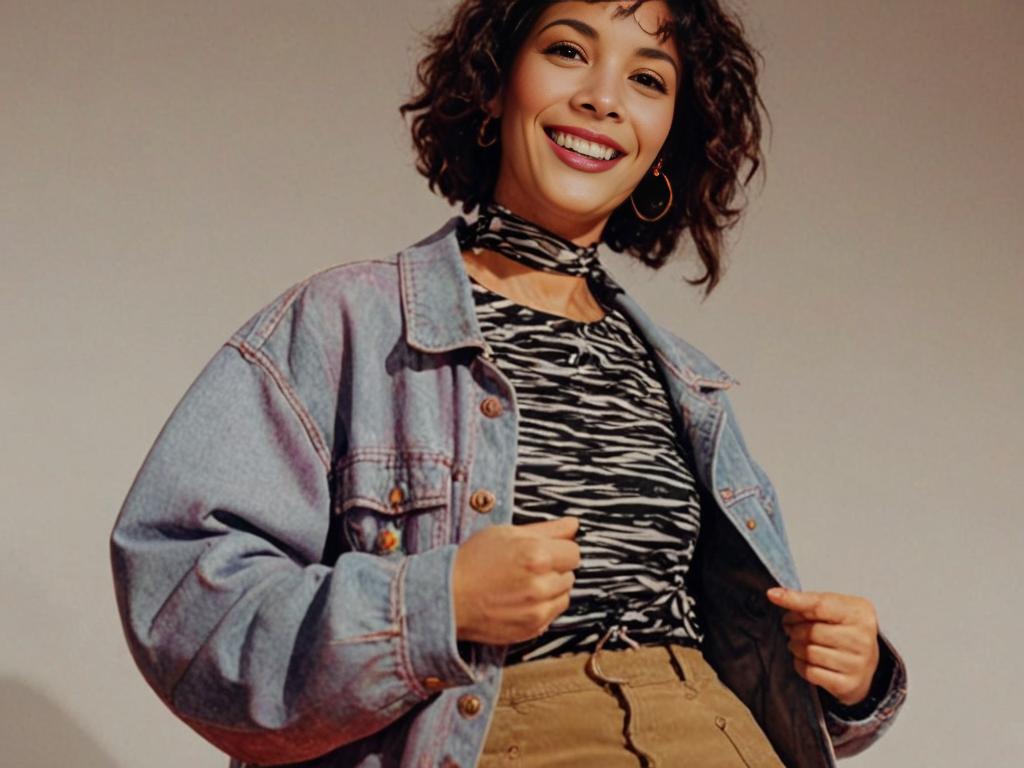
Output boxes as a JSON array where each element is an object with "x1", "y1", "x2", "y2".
[{"x1": 767, "y1": 587, "x2": 784, "y2": 597}]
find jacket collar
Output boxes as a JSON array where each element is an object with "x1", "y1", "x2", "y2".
[{"x1": 398, "y1": 216, "x2": 737, "y2": 391}]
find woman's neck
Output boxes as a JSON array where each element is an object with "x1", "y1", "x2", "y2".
[
  {"x1": 457, "y1": 199, "x2": 611, "y2": 323},
  {"x1": 491, "y1": 190, "x2": 608, "y2": 248},
  {"x1": 461, "y1": 246, "x2": 607, "y2": 323}
]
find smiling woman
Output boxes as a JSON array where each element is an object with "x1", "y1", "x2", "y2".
[{"x1": 110, "y1": 1, "x2": 908, "y2": 767}]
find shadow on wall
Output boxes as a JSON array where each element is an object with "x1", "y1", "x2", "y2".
[{"x1": 0, "y1": 678, "x2": 119, "y2": 768}]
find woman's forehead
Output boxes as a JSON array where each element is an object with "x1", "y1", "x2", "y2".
[
  {"x1": 534, "y1": 1, "x2": 677, "y2": 43},
  {"x1": 621, "y1": 1, "x2": 675, "y2": 36}
]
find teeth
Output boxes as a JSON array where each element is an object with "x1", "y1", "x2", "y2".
[{"x1": 550, "y1": 130, "x2": 619, "y2": 161}]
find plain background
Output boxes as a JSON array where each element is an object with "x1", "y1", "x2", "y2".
[{"x1": 2, "y1": 1, "x2": 1021, "y2": 765}]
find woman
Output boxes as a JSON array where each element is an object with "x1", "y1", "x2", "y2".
[{"x1": 111, "y1": 1, "x2": 907, "y2": 766}]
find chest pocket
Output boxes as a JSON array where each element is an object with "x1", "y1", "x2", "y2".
[{"x1": 334, "y1": 451, "x2": 454, "y2": 558}]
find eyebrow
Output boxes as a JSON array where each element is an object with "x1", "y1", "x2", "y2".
[{"x1": 537, "y1": 18, "x2": 680, "y2": 79}]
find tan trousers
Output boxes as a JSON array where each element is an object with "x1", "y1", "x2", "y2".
[{"x1": 479, "y1": 643, "x2": 788, "y2": 767}]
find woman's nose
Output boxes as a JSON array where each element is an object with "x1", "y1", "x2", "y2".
[{"x1": 570, "y1": 68, "x2": 624, "y2": 121}]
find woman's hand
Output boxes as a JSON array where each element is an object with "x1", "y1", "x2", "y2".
[
  {"x1": 453, "y1": 516, "x2": 580, "y2": 645},
  {"x1": 765, "y1": 587, "x2": 881, "y2": 707}
]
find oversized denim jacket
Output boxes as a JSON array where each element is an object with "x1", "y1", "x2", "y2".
[{"x1": 111, "y1": 216, "x2": 908, "y2": 767}]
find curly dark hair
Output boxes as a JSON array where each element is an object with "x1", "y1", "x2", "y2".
[{"x1": 399, "y1": 0, "x2": 768, "y2": 296}]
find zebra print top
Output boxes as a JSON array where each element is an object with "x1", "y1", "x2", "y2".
[{"x1": 465, "y1": 272, "x2": 707, "y2": 665}]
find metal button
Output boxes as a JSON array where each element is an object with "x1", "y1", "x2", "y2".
[
  {"x1": 470, "y1": 489, "x2": 496, "y2": 514},
  {"x1": 746, "y1": 518, "x2": 757, "y2": 530},
  {"x1": 720, "y1": 487, "x2": 733, "y2": 501},
  {"x1": 480, "y1": 396, "x2": 503, "y2": 418},
  {"x1": 422, "y1": 676, "x2": 446, "y2": 692},
  {"x1": 507, "y1": 745, "x2": 521, "y2": 759},
  {"x1": 377, "y1": 528, "x2": 400, "y2": 553},
  {"x1": 388, "y1": 487, "x2": 404, "y2": 506},
  {"x1": 457, "y1": 694, "x2": 482, "y2": 718},
  {"x1": 715, "y1": 715, "x2": 727, "y2": 729}
]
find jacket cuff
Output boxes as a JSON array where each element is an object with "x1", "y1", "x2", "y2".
[
  {"x1": 819, "y1": 633, "x2": 895, "y2": 720},
  {"x1": 398, "y1": 544, "x2": 479, "y2": 698},
  {"x1": 820, "y1": 629, "x2": 908, "y2": 758}
]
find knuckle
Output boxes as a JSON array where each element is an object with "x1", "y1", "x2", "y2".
[
  {"x1": 520, "y1": 545, "x2": 552, "y2": 573},
  {"x1": 528, "y1": 605, "x2": 549, "y2": 626}
]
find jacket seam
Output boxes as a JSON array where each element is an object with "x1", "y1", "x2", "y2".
[
  {"x1": 653, "y1": 348, "x2": 726, "y2": 401},
  {"x1": 226, "y1": 338, "x2": 331, "y2": 472},
  {"x1": 393, "y1": 556, "x2": 428, "y2": 699},
  {"x1": 255, "y1": 279, "x2": 311, "y2": 344},
  {"x1": 249, "y1": 262, "x2": 362, "y2": 347}
]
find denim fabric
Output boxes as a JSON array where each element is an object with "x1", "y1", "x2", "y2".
[{"x1": 110, "y1": 216, "x2": 907, "y2": 767}]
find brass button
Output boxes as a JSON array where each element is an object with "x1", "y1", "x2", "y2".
[
  {"x1": 422, "y1": 676, "x2": 446, "y2": 692},
  {"x1": 377, "y1": 528, "x2": 400, "y2": 553},
  {"x1": 507, "y1": 745, "x2": 521, "y2": 759},
  {"x1": 470, "y1": 489, "x2": 496, "y2": 514},
  {"x1": 388, "y1": 487, "x2": 404, "y2": 506},
  {"x1": 720, "y1": 487, "x2": 733, "y2": 501},
  {"x1": 457, "y1": 693, "x2": 482, "y2": 718},
  {"x1": 480, "y1": 396, "x2": 503, "y2": 418},
  {"x1": 746, "y1": 518, "x2": 757, "y2": 530}
]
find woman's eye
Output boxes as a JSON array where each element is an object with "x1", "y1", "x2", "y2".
[
  {"x1": 633, "y1": 72, "x2": 668, "y2": 93},
  {"x1": 544, "y1": 42, "x2": 585, "y2": 61}
]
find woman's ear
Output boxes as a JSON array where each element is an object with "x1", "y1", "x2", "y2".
[{"x1": 485, "y1": 90, "x2": 504, "y2": 119}]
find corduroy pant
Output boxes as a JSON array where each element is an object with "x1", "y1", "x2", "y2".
[{"x1": 479, "y1": 642, "x2": 788, "y2": 767}]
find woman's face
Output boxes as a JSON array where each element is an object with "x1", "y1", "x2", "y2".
[{"x1": 490, "y1": 1, "x2": 680, "y2": 241}]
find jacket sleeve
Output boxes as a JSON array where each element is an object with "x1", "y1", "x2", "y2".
[
  {"x1": 716, "y1": 391, "x2": 909, "y2": 757},
  {"x1": 110, "y1": 305, "x2": 477, "y2": 764},
  {"x1": 819, "y1": 628, "x2": 909, "y2": 758}
]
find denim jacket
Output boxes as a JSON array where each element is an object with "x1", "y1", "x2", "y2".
[{"x1": 111, "y1": 216, "x2": 907, "y2": 767}]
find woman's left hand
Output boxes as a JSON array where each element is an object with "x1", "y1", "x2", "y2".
[{"x1": 764, "y1": 587, "x2": 880, "y2": 707}]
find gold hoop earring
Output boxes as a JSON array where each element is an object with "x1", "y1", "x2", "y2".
[
  {"x1": 476, "y1": 114, "x2": 497, "y2": 148},
  {"x1": 630, "y1": 157, "x2": 673, "y2": 222}
]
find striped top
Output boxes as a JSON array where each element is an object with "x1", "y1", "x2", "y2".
[{"x1": 466, "y1": 274, "x2": 707, "y2": 665}]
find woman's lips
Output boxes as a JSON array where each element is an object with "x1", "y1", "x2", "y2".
[{"x1": 544, "y1": 129, "x2": 625, "y2": 173}]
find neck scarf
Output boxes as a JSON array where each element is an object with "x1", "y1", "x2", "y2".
[{"x1": 456, "y1": 201, "x2": 624, "y2": 301}]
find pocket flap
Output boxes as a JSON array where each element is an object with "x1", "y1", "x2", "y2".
[{"x1": 335, "y1": 451, "x2": 452, "y2": 516}]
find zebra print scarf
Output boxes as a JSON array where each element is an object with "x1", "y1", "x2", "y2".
[{"x1": 456, "y1": 201, "x2": 624, "y2": 300}]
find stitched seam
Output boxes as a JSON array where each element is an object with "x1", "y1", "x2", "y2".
[
  {"x1": 226, "y1": 339, "x2": 330, "y2": 471},
  {"x1": 328, "y1": 629, "x2": 401, "y2": 645},
  {"x1": 337, "y1": 449, "x2": 455, "y2": 469},
  {"x1": 337, "y1": 496, "x2": 448, "y2": 515},
  {"x1": 394, "y1": 557, "x2": 428, "y2": 699},
  {"x1": 426, "y1": 694, "x2": 457, "y2": 762},
  {"x1": 400, "y1": 252, "x2": 420, "y2": 350},
  {"x1": 655, "y1": 348, "x2": 724, "y2": 402},
  {"x1": 720, "y1": 485, "x2": 761, "y2": 507},
  {"x1": 255, "y1": 280, "x2": 309, "y2": 344},
  {"x1": 249, "y1": 261, "x2": 358, "y2": 346}
]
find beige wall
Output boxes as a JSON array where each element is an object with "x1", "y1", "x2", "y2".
[{"x1": 2, "y1": 1, "x2": 1021, "y2": 765}]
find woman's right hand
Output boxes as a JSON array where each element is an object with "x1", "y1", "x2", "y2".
[{"x1": 452, "y1": 516, "x2": 580, "y2": 645}]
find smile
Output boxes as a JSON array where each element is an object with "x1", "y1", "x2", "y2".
[
  {"x1": 545, "y1": 128, "x2": 623, "y2": 160},
  {"x1": 544, "y1": 126, "x2": 626, "y2": 173}
]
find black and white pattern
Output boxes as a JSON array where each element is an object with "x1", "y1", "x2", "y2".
[
  {"x1": 469, "y1": 278, "x2": 706, "y2": 665},
  {"x1": 457, "y1": 201, "x2": 625, "y2": 305}
]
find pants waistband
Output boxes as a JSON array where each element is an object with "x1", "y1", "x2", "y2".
[{"x1": 498, "y1": 643, "x2": 717, "y2": 707}]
